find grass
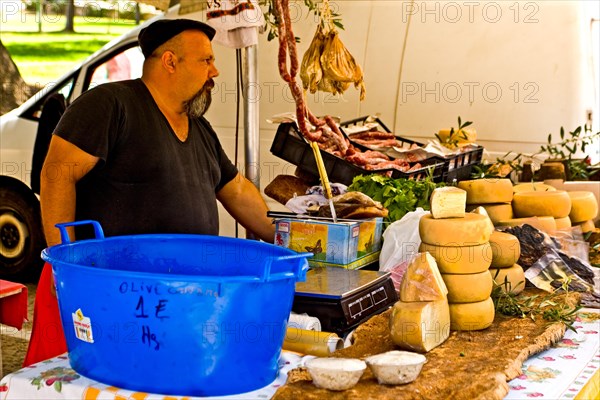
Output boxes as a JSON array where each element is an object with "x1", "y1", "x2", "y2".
[{"x1": 1, "y1": 13, "x2": 142, "y2": 85}]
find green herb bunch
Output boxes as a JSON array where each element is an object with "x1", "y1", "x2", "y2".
[
  {"x1": 348, "y1": 173, "x2": 444, "y2": 224},
  {"x1": 491, "y1": 277, "x2": 582, "y2": 332},
  {"x1": 483, "y1": 125, "x2": 600, "y2": 181},
  {"x1": 435, "y1": 116, "x2": 473, "y2": 149}
]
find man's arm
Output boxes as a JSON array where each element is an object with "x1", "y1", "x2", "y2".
[
  {"x1": 217, "y1": 173, "x2": 275, "y2": 243},
  {"x1": 40, "y1": 135, "x2": 99, "y2": 246}
]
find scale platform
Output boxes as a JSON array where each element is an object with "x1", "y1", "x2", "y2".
[{"x1": 292, "y1": 267, "x2": 398, "y2": 336}]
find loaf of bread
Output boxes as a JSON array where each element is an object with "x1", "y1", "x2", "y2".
[{"x1": 264, "y1": 175, "x2": 311, "y2": 206}]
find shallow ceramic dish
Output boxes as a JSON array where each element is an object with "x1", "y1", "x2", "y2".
[
  {"x1": 365, "y1": 350, "x2": 427, "y2": 385},
  {"x1": 305, "y1": 357, "x2": 367, "y2": 391}
]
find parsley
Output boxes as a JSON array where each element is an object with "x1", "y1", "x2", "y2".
[{"x1": 348, "y1": 174, "x2": 445, "y2": 224}]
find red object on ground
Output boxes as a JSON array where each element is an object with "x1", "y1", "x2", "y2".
[
  {"x1": 23, "y1": 262, "x2": 67, "y2": 366},
  {"x1": 0, "y1": 279, "x2": 28, "y2": 329}
]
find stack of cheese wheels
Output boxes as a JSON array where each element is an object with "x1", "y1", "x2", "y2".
[
  {"x1": 419, "y1": 186, "x2": 495, "y2": 331},
  {"x1": 390, "y1": 252, "x2": 450, "y2": 352},
  {"x1": 459, "y1": 179, "x2": 514, "y2": 225},
  {"x1": 509, "y1": 189, "x2": 572, "y2": 233},
  {"x1": 488, "y1": 230, "x2": 525, "y2": 294},
  {"x1": 568, "y1": 191, "x2": 599, "y2": 233}
]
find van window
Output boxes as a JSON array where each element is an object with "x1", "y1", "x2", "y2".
[
  {"x1": 23, "y1": 76, "x2": 76, "y2": 120},
  {"x1": 89, "y1": 46, "x2": 144, "y2": 88}
]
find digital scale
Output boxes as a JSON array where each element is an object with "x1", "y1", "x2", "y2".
[{"x1": 292, "y1": 267, "x2": 398, "y2": 337}]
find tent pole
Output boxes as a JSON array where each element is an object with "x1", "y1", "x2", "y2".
[
  {"x1": 243, "y1": 44, "x2": 260, "y2": 239},
  {"x1": 242, "y1": 44, "x2": 260, "y2": 188}
]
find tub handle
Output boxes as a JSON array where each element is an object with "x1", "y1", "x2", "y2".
[
  {"x1": 55, "y1": 220, "x2": 105, "y2": 244},
  {"x1": 264, "y1": 253, "x2": 311, "y2": 282}
]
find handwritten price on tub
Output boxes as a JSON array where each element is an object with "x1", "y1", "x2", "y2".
[
  {"x1": 134, "y1": 295, "x2": 168, "y2": 350},
  {"x1": 118, "y1": 281, "x2": 219, "y2": 351}
]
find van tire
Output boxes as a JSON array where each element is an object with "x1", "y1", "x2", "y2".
[{"x1": 0, "y1": 187, "x2": 45, "y2": 281}]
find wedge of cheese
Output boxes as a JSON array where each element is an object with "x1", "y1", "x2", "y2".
[
  {"x1": 390, "y1": 299, "x2": 451, "y2": 353},
  {"x1": 419, "y1": 242, "x2": 492, "y2": 274},
  {"x1": 420, "y1": 213, "x2": 494, "y2": 246},
  {"x1": 568, "y1": 191, "x2": 598, "y2": 223},
  {"x1": 457, "y1": 179, "x2": 514, "y2": 204},
  {"x1": 430, "y1": 187, "x2": 467, "y2": 219},
  {"x1": 442, "y1": 271, "x2": 493, "y2": 303},
  {"x1": 449, "y1": 298, "x2": 495, "y2": 331},
  {"x1": 512, "y1": 190, "x2": 572, "y2": 219},
  {"x1": 489, "y1": 230, "x2": 521, "y2": 268},
  {"x1": 400, "y1": 252, "x2": 448, "y2": 302}
]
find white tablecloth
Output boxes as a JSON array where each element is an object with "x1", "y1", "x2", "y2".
[{"x1": 2, "y1": 310, "x2": 598, "y2": 400}]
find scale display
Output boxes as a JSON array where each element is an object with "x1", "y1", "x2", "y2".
[{"x1": 293, "y1": 267, "x2": 398, "y2": 336}]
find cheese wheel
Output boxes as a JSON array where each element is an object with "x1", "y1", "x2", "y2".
[
  {"x1": 496, "y1": 216, "x2": 557, "y2": 234},
  {"x1": 430, "y1": 187, "x2": 467, "y2": 219},
  {"x1": 399, "y1": 252, "x2": 448, "y2": 302},
  {"x1": 554, "y1": 216, "x2": 572, "y2": 230},
  {"x1": 512, "y1": 190, "x2": 572, "y2": 219},
  {"x1": 419, "y1": 242, "x2": 492, "y2": 274},
  {"x1": 489, "y1": 231, "x2": 520, "y2": 268},
  {"x1": 575, "y1": 219, "x2": 597, "y2": 233},
  {"x1": 490, "y1": 264, "x2": 525, "y2": 294},
  {"x1": 513, "y1": 182, "x2": 556, "y2": 193},
  {"x1": 568, "y1": 191, "x2": 598, "y2": 223},
  {"x1": 467, "y1": 203, "x2": 513, "y2": 225},
  {"x1": 457, "y1": 179, "x2": 513, "y2": 204},
  {"x1": 390, "y1": 299, "x2": 450, "y2": 352},
  {"x1": 419, "y1": 213, "x2": 493, "y2": 246},
  {"x1": 442, "y1": 271, "x2": 493, "y2": 303},
  {"x1": 449, "y1": 298, "x2": 495, "y2": 331}
]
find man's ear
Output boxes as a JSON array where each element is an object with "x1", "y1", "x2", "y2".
[{"x1": 161, "y1": 51, "x2": 177, "y2": 73}]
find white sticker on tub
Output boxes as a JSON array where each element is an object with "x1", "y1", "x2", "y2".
[{"x1": 72, "y1": 308, "x2": 94, "y2": 343}]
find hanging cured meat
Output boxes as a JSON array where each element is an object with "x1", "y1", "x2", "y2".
[
  {"x1": 272, "y1": 0, "x2": 348, "y2": 155},
  {"x1": 301, "y1": 27, "x2": 366, "y2": 100}
]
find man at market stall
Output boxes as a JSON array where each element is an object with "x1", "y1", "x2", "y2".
[{"x1": 24, "y1": 19, "x2": 276, "y2": 366}]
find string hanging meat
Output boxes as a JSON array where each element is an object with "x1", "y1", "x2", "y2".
[
  {"x1": 273, "y1": 0, "x2": 418, "y2": 175},
  {"x1": 273, "y1": 0, "x2": 347, "y2": 154}
]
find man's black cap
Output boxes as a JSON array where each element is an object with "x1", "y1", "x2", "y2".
[{"x1": 138, "y1": 19, "x2": 216, "y2": 58}]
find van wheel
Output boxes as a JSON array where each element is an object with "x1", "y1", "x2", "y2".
[{"x1": 0, "y1": 188, "x2": 45, "y2": 281}]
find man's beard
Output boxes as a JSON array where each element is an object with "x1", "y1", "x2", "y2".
[{"x1": 184, "y1": 79, "x2": 213, "y2": 118}]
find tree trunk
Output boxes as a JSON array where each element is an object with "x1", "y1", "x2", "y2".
[
  {"x1": 135, "y1": 2, "x2": 141, "y2": 25},
  {"x1": 64, "y1": 0, "x2": 75, "y2": 33},
  {"x1": 0, "y1": 40, "x2": 34, "y2": 115}
]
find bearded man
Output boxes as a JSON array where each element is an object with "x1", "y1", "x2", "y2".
[{"x1": 27, "y1": 19, "x2": 275, "y2": 366}]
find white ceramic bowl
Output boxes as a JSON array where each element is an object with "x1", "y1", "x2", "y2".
[
  {"x1": 365, "y1": 350, "x2": 427, "y2": 385},
  {"x1": 305, "y1": 357, "x2": 367, "y2": 391}
]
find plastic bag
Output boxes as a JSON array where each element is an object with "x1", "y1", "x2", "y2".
[
  {"x1": 524, "y1": 248, "x2": 600, "y2": 308},
  {"x1": 379, "y1": 208, "x2": 429, "y2": 273}
]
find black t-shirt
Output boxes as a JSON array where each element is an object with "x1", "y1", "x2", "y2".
[{"x1": 53, "y1": 79, "x2": 238, "y2": 237}]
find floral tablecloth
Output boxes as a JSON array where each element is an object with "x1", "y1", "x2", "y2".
[
  {"x1": 504, "y1": 310, "x2": 599, "y2": 400},
  {"x1": 1, "y1": 310, "x2": 598, "y2": 400}
]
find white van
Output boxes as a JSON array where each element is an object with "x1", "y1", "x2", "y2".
[{"x1": 1, "y1": 1, "x2": 598, "y2": 279}]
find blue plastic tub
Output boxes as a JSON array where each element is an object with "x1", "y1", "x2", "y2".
[{"x1": 42, "y1": 221, "x2": 310, "y2": 397}]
